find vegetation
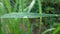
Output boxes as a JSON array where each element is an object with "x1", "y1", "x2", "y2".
[{"x1": 0, "y1": 0, "x2": 60, "y2": 34}]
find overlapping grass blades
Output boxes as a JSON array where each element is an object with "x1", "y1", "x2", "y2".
[
  {"x1": 0, "y1": 0, "x2": 32, "y2": 34},
  {"x1": 19, "y1": 0, "x2": 24, "y2": 12},
  {"x1": 52, "y1": 25, "x2": 60, "y2": 34},
  {"x1": 0, "y1": 0, "x2": 60, "y2": 34},
  {"x1": 3, "y1": 0, "x2": 11, "y2": 13},
  {"x1": 13, "y1": 0, "x2": 19, "y2": 12}
]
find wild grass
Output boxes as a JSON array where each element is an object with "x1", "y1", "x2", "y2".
[{"x1": 0, "y1": 0, "x2": 60, "y2": 34}]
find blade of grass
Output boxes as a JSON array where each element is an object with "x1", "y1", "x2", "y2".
[
  {"x1": 3, "y1": 0, "x2": 11, "y2": 13},
  {"x1": 1, "y1": 13, "x2": 60, "y2": 18},
  {"x1": 13, "y1": 0, "x2": 19, "y2": 12},
  {"x1": 52, "y1": 26, "x2": 60, "y2": 34},
  {"x1": 42, "y1": 28, "x2": 55, "y2": 34},
  {"x1": 27, "y1": 0, "x2": 35, "y2": 13},
  {"x1": 22, "y1": 18, "x2": 32, "y2": 34},
  {"x1": 22, "y1": 18, "x2": 27, "y2": 34},
  {"x1": 0, "y1": 2, "x2": 6, "y2": 15},
  {"x1": 26, "y1": 18, "x2": 32, "y2": 34},
  {"x1": 7, "y1": 18, "x2": 22, "y2": 34},
  {"x1": 19, "y1": 0, "x2": 24, "y2": 12},
  {"x1": 7, "y1": 18, "x2": 15, "y2": 34}
]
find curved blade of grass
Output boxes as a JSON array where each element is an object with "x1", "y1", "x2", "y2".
[
  {"x1": 0, "y1": 2, "x2": 6, "y2": 15},
  {"x1": 52, "y1": 26, "x2": 60, "y2": 34},
  {"x1": 42, "y1": 28, "x2": 55, "y2": 34},
  {"x1": 27, "y1": 0, "x2": 35, "y2": 13}
]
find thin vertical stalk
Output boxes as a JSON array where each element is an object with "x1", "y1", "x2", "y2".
[
  {"x1": 26, "y1": 18, "x2": 31, "y2": 34},
  {"x1": 19, "y1": 18, "x2": 25, "y2": 34},
  {"x1": 37, "y1": 0, "x2": 43, "y2": 34},
  {"x1": 22, "y1": 18, "x2": 31, "y2": 34},
  {"x1": 13, "y1": 0, "x2": 19, "y2": 12},
  {"x1": 3, "y1": 0, "x2": 11, "y2": 13},
  {"x1": 22, "y1": 18, "x2": 27, "y2": 34},
  {"x1": 19, "y1": 0, "x2": 24, "y2": 12}
]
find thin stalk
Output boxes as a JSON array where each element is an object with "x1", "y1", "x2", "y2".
[
  {"x1": 0, "y1": 18, "x2": 2, "y2": 34},
  {"x1": 19, "y1": 0, "x2": 24, "y2": 12},
  {"x1": 19, "y1": 18, "x2": 25, "y2": 34},
  {"x1": 3, "y1": 0, "x2": 11, "y2": 13},
  {"x1": 26, "y1": 18, "x2": 31, "y2": 34},
  {"x1": 22, "y1": 18, "x2": 27, "y2": 34},
  {"x1": 27, "y1": 0, "x2": 35, "y2": 13},
  {"x1": 37, "y1": 0, "x2": 43, "y2": 34},
  {"x1": 13, "y1": 18, "x2": 21, "y2": 34},
  {"x1": 13, "y1": 0, "x2": 19, "y2": 12}
]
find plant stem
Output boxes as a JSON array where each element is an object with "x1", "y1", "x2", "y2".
[
  {"x1": 19, "y1": 0, "x2": 24, "y2": 12},
  {"x1": 26, "y1": 18, "x2": 31, "y2": 34},
  {"x1": 37, "y1": 0, "x2": 43, "y2": 34},
  {"x1": 13, "y1": 0, "x2": 19, "y2": 12},
  {"x1": 3, "y1": 0, "x2": 11, "y2": 13}
]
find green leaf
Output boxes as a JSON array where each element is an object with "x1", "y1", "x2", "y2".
[
  {"x1": 42, "y1": 28, "x2": 55, "y2": 34},
  {"x1": 0, "y1": 2, "x2": 6, "y2": 15},
  {"x1": 3, "y1": 0, "x2": 11, "y2": 13},
  {"x1": 0, "y1": 12, "x2": 60, "y2": 18}
]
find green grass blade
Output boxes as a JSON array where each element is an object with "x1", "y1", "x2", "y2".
[
  {"x1": 3, "y1": 0, "x2": 11, "y2": 13},
  {"x1": 52, "y1": 26, "x2": 60, "y2": 34},
  {"x1": 37, "y1": 0, "x2": 43, "y2": 34},
  {"x1": 6, "y1": 18, "x2": 21, "y2": 34},
  {"x1": 19, "y1": 0, "x2": 24, "y2": 12},
  {"x1": 42, "y1": 28, "x2": 55, "y2": 34},
  {"x1": 13, "y1": 0, "x2": 19, "y2": 12},
  {"x1": 26, "y1": 18, "x2": 31, "y2": 34},
  {"x1": 1, "y1": 18, "x2": 8, "y2": 34},
  {"x1": 1, "y1": 13, "x2": 60, "y2": 18},
  {"x1": 27, "y1": 0, "x2": 35, "y2": 13},
  {"x1": 0, "y1": 2, "x2": 6, "y2": 15}
]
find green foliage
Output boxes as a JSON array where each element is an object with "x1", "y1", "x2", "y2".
[{"x1": 0, "y1": 0, "x2": 60, "y2": 34}]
